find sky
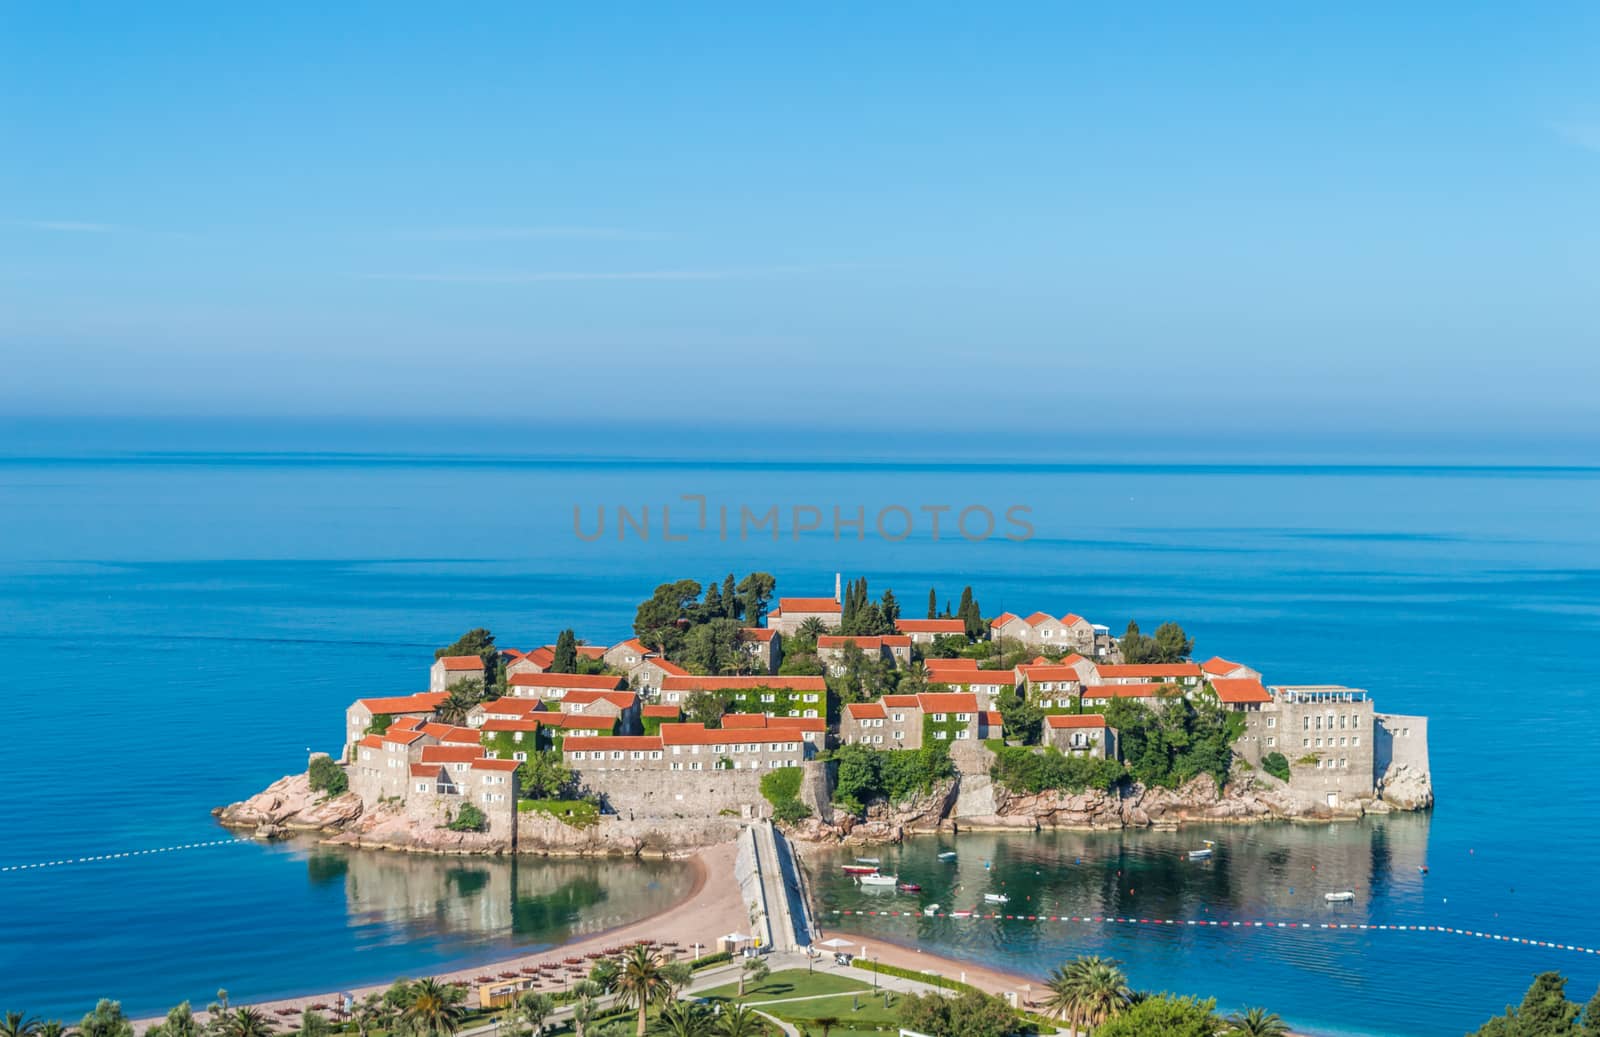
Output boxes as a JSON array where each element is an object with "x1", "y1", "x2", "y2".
[{"x1": 1, "y1": 4, "x2": 1597, "y2": 460}]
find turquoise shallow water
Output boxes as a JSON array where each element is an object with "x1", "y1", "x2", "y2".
[{"x1": 3, "y1": 445, "x2": 1599, "y2": 1033}]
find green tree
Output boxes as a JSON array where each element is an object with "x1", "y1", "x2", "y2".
[
  {"x1": 927, "y1": 588, "x2": 938, "y2": 619},
  {"x1": 634, "y1": 579, "x2": 704, "y2": 654},
  {"x1": 156, "y1": 1004, "x2": 198, "y2": 1037},
  {"x1": 682, "y1": 619, "x2": 743, "y2": 675},
  {"x1": 722, "y1": 574, "x2": 741, "y2": 621},
  {"x1": 308, "y1": 755, "x2": 348, "y2": 796},
  {"x1": 209, "y1": 1010, "x2": 272, "y2": 1037},
  {"x1": 1151, "y1": 622, "x2": 1194, "y2": 663},
  {"x1": 1472, "y1": 972, "x2": 1583, "y2": 1036},
  {"x1": 436, "y1": 628, "x2": 496, "y2": 662},
  {"x1": 76, "y1": 1002, "x2": 133, "y2": 1037},
  {"x1": 736, "y1": 573, "x2": 777, "y2": 628},
  {"x1": 1118, "y1": 621, "x2": 1155, "y2": 665},
  {"x1": 1585, "y1": 987, "x2": 1600, "y2": 1037},
  {"x1": 1226, "y1": 1006, "x2": 1289, "y2": 1036},
  {"x1": 1260, "y1": 752, "x2": 1291, "y2": 783},
  {"x1": 996, "y1": 690, "x2": 1043, "y2": 744},
  {"x1": 2, "y1": 1015, "x2": 41, "y2": 1037},
  {"x1": 447, "y1": 802, "x2": 487, "y2": 832},
  {"x1": 701, "y1": 579, "x2": 726, "y2": 620},
  {"x1": 436, "y1": 679, "x2": 487, "y2": 725},
  {"x1": 1040, "y1": 956, "x2": 1131, "y2": 1034},
  {"x1": 34, "y1": 1025, "x2": 68, "y2": 1037},
  {"x1": 715, "y1": 1005, "x2": 762, "y2": 1037},
  {"x1": 614, "y1": 943, "x2": 672, "y2": 1037},
  {"x1": 737, "y1": 956, "x2": 770, "y2": 996},
  {"x1": 518, "y1": 750, "x2": 576, "y2": 800},
  {"x1": 655, "y1": 1002, "x2": 712, "y2": 1037},
  {"x1": 1094, "y1": 995, "x2": 1221, "y2": 1037},
  {"x1": 586, "y1": 961, "x2": 618, "y2": 994},
  {"x1": 684, "y1": 690, "x2": 733, "y2": 728},
  {"x1": 956, "y1": 586, "x2": 984, "y2": 640},
  {"x1": 513, "y1": 992, "x2": 555, "y2": 1037},
  {"x1": 552, "y1": 629, "x2": 579, "y2": 674},
  {"x1": 297, "y1": 1008, "x2": 331, "y2": 1037},
  {"x1": 896, "y1": 989, "x2": 1020, "y2": 1037},
  {"x1": 349, "y1": 994, "x2": 390, "y2": 1037},
  {"x1": 398, "y1": 978, "x2": 468, "y2": 1037}
]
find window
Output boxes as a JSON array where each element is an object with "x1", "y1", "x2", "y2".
[
  {"x1": 1266, "y1": 717, "x2": 1276, "y2": 729},
  {"x1": 690, "y1": 761, "x2": 702, "y2": 771},
  {"x1": 610, "y1": 750, "x2": 623, "y2": 760},
  {"x1": 1352, "y1": 736, "x2": 1360, "y2": 747},
  {"x1": 935, "y1": 731, "x2": 949, "y2": 740},
  {"x1": 1339, "y1": 737, "x2": 1347, "y2": 747},
  {"x1": 630, "y1": 751, "x2": 643, "y2": 760},
  {"x1": 513, "y1": 751, "x2": 527, "y2": 762},
  {"x1": 956, "y1": 713, "x2": 971, "y2": 721},
  {"x1": 571, "y1": 751, "x2": 585, "y2": 761},
  {"x1": 416, "y1": 782, "x2": 428, "y2": 792},
  {"x1": 714, "y1": 744, "x2": 727, "y2": 754},
  {"x1": 1266, "y1": 736, "x2": 1276, "y2": 747},
  {"x1": 650, "y1": 751, "x2": 662, "y2": 760},
  {"x1": 1314, "y1": 716, "x2": 1322, "y2": 730},
  {"x1": 1340, "y1": 758, "x2": 1348, "y2": 769},
  {"x1": 1302, "y1": 737, "x2": 1310, "y2": 748},
  {"x1": 956, "y1": 729, "x2": 970, "y2": 739},
  {"x1": 1315, "y1": 737, "x2": 1323, "y2": 747},
  {"x1": 933, "y1": 713, "x2": 947, "y2": 722},
  {"x1": 804, "y1": 709, "x2": 818, "y2": 718},
  {"x1": 891, "y1": 712, "x2": 904, "y2": 722},
  {"x1": 1303, "y1": 717, "x2": 1310, "y2": 730},
  {"x1": 872, "y1": 735, "x2": 883, "y2": 744},
  {"x1": 893, "y1": 730, "x2": 904, "y2": 740}
]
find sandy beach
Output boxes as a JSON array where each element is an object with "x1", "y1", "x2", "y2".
[{"x1": 136, "y1": 841, "x2": 749, "y2": 1028}]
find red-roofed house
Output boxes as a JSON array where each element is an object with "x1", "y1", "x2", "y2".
[
  {"x1": 816, "y1": 634, "x2": 913, "y2": 673},
  {"x1": 1044, "y1": 713, "x2": 1120, "y2": 759},
  {"x1": 739, "y1": 627, "x2": 782, "y2": 673},
  {"x1": 1210, "y1": 677, "x2": 1273, "y2": 711},
  {"x1": 1014, "y1": 664, "x2": 1083, "y2": 708},
  {"x1": 629, "y1": 656, "x2": 690, "y2": 695},
  {"x1": 1201, "y1": 656, "x2": 1262, "y2": 682},
  {"x1": 720, "y1": 713, "x2": 826, "y2": 749},
  {"x1": 894, "y1": 618, "x2": 967, "y2": 644},
  {"x1": 345, "y1": 691, "x2": 449, "y2": 751},
  {"x1": 430, "y1": 655, "x2": 487, "y2": 692},
  {"x1": 766, "y1": 596, "x2": 842, "y2": 635},
  {"x1": 603, "y1": 637, "x2": 652, "y2": 672},
  {"x1": 506, "y1": 671, "x2": 628, "y2": 701},
  {"x1": 558, "y1": 689, "x2": 641, "y2": 733},
  {"x1": 840, "y1": 692, "x2": 992, "y2": 749},
  {"x1": 1093, "y1": 663, "x2": 1203, "y2": 687},
  {"x1": 507, "y1": 646, "x2": 555, "y2": 677},
  {"x1": 928, "y1": 669, "x2": 1011, "y2": 707},
  {"x1": 924, "y1": 657, "x2": 980, "y2": 674},
  {"x1": 1080, "y1": 682, "x2": 1183, "y2": 708},
  {"x1": 991, "y1": 611, "x2": 1096, "y2": 651},
  {"x1": 657, "y1": 675, "x2": 827, "y2": 718}
]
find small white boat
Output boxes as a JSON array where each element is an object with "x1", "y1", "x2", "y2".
[
  {"x1": 1324, "y1": 890, "x2": 1356, "y2": 903},
  {"x1": 937, "y1": 851, "x2": 958, "y2": 862},
  {"x1": 855, "y1": 856, "x2": 881, "y2": 865},
  {"x1": 984, "y1": 893, "x2": 1010, "y2": 904},
  {"x1": 859, "y1": 873, "x2": 898, "y2": 887},
  {"x1": 923, "y1": 904, "x2": 940, "y2": 916},
  {"x1": 1187, "y1": 840, "x2": 1216, "y2": 860}
]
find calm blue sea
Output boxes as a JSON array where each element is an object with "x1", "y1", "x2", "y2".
[{"x1": 3, "y1": 436, "x2": 1599, "y2": 1034}]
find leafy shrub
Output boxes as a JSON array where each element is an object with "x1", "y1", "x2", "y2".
[
  {"x1": 990, "y1": 746, "x2": 1124, "y2": 794},
  {"x1": 1261, "y1": 751, "x2": 1292, "y2": 782},
  {"x1": 761, "y1": 766, "x2": 811, "y2": 823},
  {"x1": 447, "y1": 803, "x2": 487, "y2": 832},
  {"x1": 771, "y1": 798, "x2": 812, "y2": 823},
  {"x1": 832, "y1": 742, "x2": 956, "y2": 815},
  {"x1": 308, "y1": 756, "x2": 348, "y2": 796}
]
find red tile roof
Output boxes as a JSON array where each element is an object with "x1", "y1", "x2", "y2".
[
  {"x1": 642, "y1": 704, "x2": 681, "y2": 718},
  {"x1": 382, "y1": 729, "x2": 430, "y2": 746},
  {"x1": 548, "y1": 714, "x2": 617, "y2": 731},
  {"x1": 560, "y1": 690, "x2": 638, "y2": 710},
  {"x1": 881, "y1": 694, "x2": 921, "y2": 708},
  {"x1": 1045, "y1": 713, "x2": 1110, "y2": 729},
  {"x1": 659, "y1": 675, "x2": 827, "y2": 692},
  {"x1": 895, "y1": 619, "x2": 966, "y2": 634},
  {"x1": 1083, "y1": 682, "x2": 1164, "y2": 699},
  {"x1": 983, "y1": 710, "x2": 1003, "y2": 727},
  {"x1": 410, "y1": 763, "x2": 443, "y2": 778},
  {"x1": 355, "y1": 691, "x2": 448, "y2": 715},
  {"x1": 480, "y1": 718, "x2": 545, "y2": 734},
  {"x1": 420, "y1": 745, "x2": 485, "y2": 763},
  {"x1": 777, "y1": 597, "x2": 841, "y2": 613},
  {"x1": 1017, "y1": 665, "x2": 1083, "y2": 683},
  {"x1": 357, "y1": 734, "x2": 384, "y2": 749},
  {"x1": 508, "y1": 672, "x2": 627, "y2": 691},
  {"x1": 1096, "y1": 664, "x2": 1202, "y2": 679},
  {"x1": 390, "y1": 716, "x2": 424, "y2": 732},
  {"x1": 721, "y1": 713, "x2": 826, "y2": 732},
  {"x1": 1201, "y1": 656, "x2": 1247, "y2": 676},
  {"x1": 917, "y1": 692, "x2": 981, "y2": 713},
  {"x1": 612, "y1": 637, "x2": 651, "y2": 655},
  {"x1": 924, "y1": 658, "x2": 980, "y2": 671},
  {"x1": 438, "y1": 726, "x2": 481, "y2": 744},
  {"x1": 644, "y1": 658, "x2": 691, "y2": 676},
  {"x1": 565, "y1": 735, "x2": 663, "y2": 753},
  {"x1": 658, "y1": 723, "x2": 735, "y2": 747},
  {"x1": 1062, "y1": 613, "x2": 1088, "y2": 626},
  {"x1": 521, "y1": 647, "x2": 556, "y2": 669},
  {"x1": 1059, "y1": 653, "x2": 1090, "y2": 666},
  {"x1": 1023, "y1": 611, "x2": 1057, "y2": 626},
  {"x1": 936, "y1": 672, "x2": 1010, "y2": 687},
  {"x1": 438, "y1": 655, "x2": 485, "y2": 671},
  {"x1": 1211, "y1": 678, "x2": 1272, "y2": 704},
  {"x1": 988, "y1": 612, "x2": 1020, "y2": 628},
  {"x1": 470, "y1": 758, "x2": 520, "y2": 772},
  {"x1": 740, "y1": 628, "x2": 779, "y2": 642},
  {"x1": 846, "y1": 702, "x2": 886, "y2": 720}
]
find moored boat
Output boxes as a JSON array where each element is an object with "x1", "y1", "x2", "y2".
[
  {"x1": 1187, "y1": 840, "x2": 1217, "y2": 860},
  {"x1": 923, "y1": 903, "x2": 940, "y2": 916},
  {"x1": 896, "y1": 882, "x2": 922, "y2": 893},
  {"x1": 1324, "y1": 890, "x2": 1356, "y2": 903},
  {"x1": 984, "y1": 892, "x2": 1010, "y2": 904},
  {"x1": 855, "y1": 856, "x2": 881, "y2": 865},
  {"x1": 842, "y1": 864, "x2": 878, "y2": 875},
  {"x1": 937, "y1": 851, "x2": 958, "y2": 862},
  {"x1": 859, "y1": 872, "x2": 898, "y2": 887}
]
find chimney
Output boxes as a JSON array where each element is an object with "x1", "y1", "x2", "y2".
[{"x1": 835, "y1": 572, "x2": 842, "y2": 603}]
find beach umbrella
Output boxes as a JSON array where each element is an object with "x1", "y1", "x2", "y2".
[{"x1": 816, "y1": 938, "x2": 854, "y2": 949}]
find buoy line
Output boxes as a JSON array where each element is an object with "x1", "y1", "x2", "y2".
[
  {"x1": 829, "y1": 909, "x2": 1599, "y2": 955},
  {"x1": 0, "y1": 837, "x2": 254, "y2": 873}
]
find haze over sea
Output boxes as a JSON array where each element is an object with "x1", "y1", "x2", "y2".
[{"x1": 3, "y1": 420, "x2": 1599, "y2": 1035}]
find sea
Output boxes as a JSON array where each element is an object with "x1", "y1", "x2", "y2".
[{"x1": 3, "y1": 422, "x2": 1599, "y2": 1034}]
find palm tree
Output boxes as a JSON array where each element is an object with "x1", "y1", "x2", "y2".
[
  {"x1": 715, "y1": 1006, "x2": 762, "y2": 1037},
  {"x1": 797, "y1": 617, "x2": 828, "y2": 644},
  {"x1": 211, "y1": 1008, "x2": 273, "y2": 1037},
  {"x1": 1040, "y1": 955, "x2": 1131, "y2": 1034},
  {"x1": 2, "y1": 1014, "x2": 41, "y2": 1037},
  {"x1": 654, "y1": 1002, "x2": 712, "y2": 1037},
  {"x1": 736, "y1": 957, "x2": 770, "y2": 997},
  {"x1": 399, "y1": 978, "x2": 467, "y2": 1037},
  {"x1": 514, "y1": 993, "x2": 554, "y2": 1037},
  {"x1": 588, "y1": 959, "x2": 619, "y2": 993},
  {"x1": 1226, "y1": 1007, "x2": 1290, "y2": 1036},
  {"x1": 436, "y1": 686, "x2": 480, "y2": 726},
  {"x1": 613, "y1": 944, "x2": 671, "y2": 1037},
  {"x1": 36, "y1": 1024, "x2": 69, "y2": 1037},
  {"x1": 156, "y1": 1003, "x2": 198, "y2": 1037},
  {"x1": 349, "y1": 994, "x2": 388, "y2": 1037}
]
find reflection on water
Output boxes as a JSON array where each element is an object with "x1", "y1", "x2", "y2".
[
  {"x1": 802, "y1": 816, "x2": 1595, "y2": 1037},
  {"x1": 317, "y1": 847, "x2": 696, "y2": 956}
]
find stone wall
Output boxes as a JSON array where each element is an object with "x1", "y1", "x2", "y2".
[
  {"x1": 1374, "y1": 713, "x2": 1433, "y2": 809},
  {"x1": 575, "y1": 766, "x2": 772, "y2": 819}
]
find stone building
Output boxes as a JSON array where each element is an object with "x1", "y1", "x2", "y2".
[
  {"x1": 1043, "y1": 713, "x2": 1119, "y2": 759},
  {"x1": 1015, "y1": 663, "x2": 1082, "y2": 709},
  {"x1": 893, "y1": 618, "x2": 967, "y2": 644},
  {"x1": 988, "y1": 611, "x2": 1096, "y2": 652},
  {"x1": 557, "y1": 689, "x2": 641, "y2": 734},
  {"x1": 561, "y1": 720, "x2": 804, "y2": 817},
  {"x1": 505, "y1": 671, "x2": 628, "y2": 702},
  {"x1": 657, "y1": 675, "x2": 828, "y2": 718},
  {"x1": 345, "y1": 691, "x2": 448, "y2": 752},
  {"x1": 430, "y1": 655, "x2": 487, "y2": 692},
  {"x1": 738, "y1": 628, "x2": 782, "y2": 673},
  {"x1": 764, "y1": 596, "x2": 841, "y2": 635},
  {"x1": 930, "y1": 669, "x2": 1012, "y2": 708},
  {"x1": 1201, "y1": 656, "x2": 1262, "y2": 682},
  {"x1": 816, "y1": 634, "x2": 912, "y2": 673},
  {"x1": 1092, "y1": 663, "x2": 1203, "y2": 688},
  {"x1": 603, "y1": 637, "x2": 651, "y2": 672},
  {"x1": 838, "y1": 691, "x2": 991, "y2": 749},
  {"x1": 720, "y1": 712, "x2": 826, "y2": 752},
  {"x1": 1231, "y1": 685, "x2": 1378, "y2": 810}
]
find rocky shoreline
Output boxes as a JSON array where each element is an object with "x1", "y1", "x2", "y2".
[{"x1": 219, "y1": 755, "x2": 1433, "y2": 856}]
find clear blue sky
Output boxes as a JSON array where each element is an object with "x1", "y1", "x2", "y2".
[{"x1": 2, "y1": 4, "x2": 1597, "y2": 458}]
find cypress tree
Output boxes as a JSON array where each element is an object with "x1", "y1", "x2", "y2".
[
  {"x1": 723, "y1": 574, "x2": 740, "y2": 620},
  {"x1": 927, "y1": 588, "x2": 938, "y2": 620},
  {"x1": 552, "y1": 629, "x2": 578, "y2": 674}
]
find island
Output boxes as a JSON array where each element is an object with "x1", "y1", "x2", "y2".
[{"x1": 216, "y1": 572, "x2": 1433, "y2": 856}]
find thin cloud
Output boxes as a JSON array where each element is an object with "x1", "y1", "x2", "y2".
[
  {"x1": 16, "y1": 220, "x2": 118, "y2": 233},
  {"x1": 359, "y1": 265, "x2": 844, "y2": 284},
  {"x1": 392, "y1": 226, "x2": 667, "y2": 242},
  {"x1": 1551, "y1": 121, "x2": 1600, "y2": 153}
]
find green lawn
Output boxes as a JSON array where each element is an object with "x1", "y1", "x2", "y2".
[
  {"x1": 699, "y1": 967, "x2": 872, "y2": 1001},
  {"x1": 517, "y1": 798, "x2": 599, "y2": 828}
]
